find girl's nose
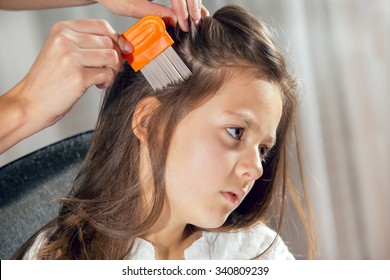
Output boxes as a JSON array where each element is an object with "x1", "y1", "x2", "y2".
[{"x1": 235, "y1": 147, "x2": 264, "y2": 181}]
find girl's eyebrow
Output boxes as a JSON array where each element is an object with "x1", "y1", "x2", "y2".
[
  {"x1": 224, "y1": 110, "x2": 258, "y2": 128},
  {"x1": 223, "y1": 110, "x2": 277, "y2": 145}
]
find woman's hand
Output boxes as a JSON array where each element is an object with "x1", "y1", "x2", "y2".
[
  {"x1": 0, "y1": 1, "x2": 209, "y2": 31},
  {"x1": 0, "y1": 19, "x2": 131, "y2": 153},
  {"x1": 97, "y1": 0, "x2": 209, "y2": 31},
  {"x1": 21, "y1": 19, "x2": 130, "y2": 117}
]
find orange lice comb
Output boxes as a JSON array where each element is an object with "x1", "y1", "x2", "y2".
[{"x1": 122, "y1": 15, "x2": 191, "y2": 91}]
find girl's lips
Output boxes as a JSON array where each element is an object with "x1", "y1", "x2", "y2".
[{"x1": 221, "y1": 191, "x2": 240, "y2": 206}]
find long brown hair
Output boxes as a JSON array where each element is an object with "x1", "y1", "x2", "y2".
[{"x1": 14, "y1": 5, "x2": 316, "y2": 259}]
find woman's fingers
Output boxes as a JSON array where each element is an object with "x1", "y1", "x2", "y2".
[
  {"x1": 84, "y1": 67, "x2": 116, "y2": 89},
  {"x1": 13, "y1": 18, "x2": 127, "y2": 131},
  {"x1": 120, "y1": 0, "x2": 178, "y2": 27},
  {"x1": 96, "y1": 0, "x2": 178, "y2": 27},
  {"x1": 61, "y1": 30, "x2": 117, "y2": 51},
  {"x1": 49, "y1": 19, "x2": 126, "y2": 73},
  {"x1": 56, "y1": 29, "x2": 124, "y2": 73},
  {"x1": 51, "y1": 19, "x2": 133, "y2": 55},
  {"x1": 75, "y1": 48, "x2": 122, "y2": 73},
  {"x1": 170, "y1": 0, "x2": 190, "y2": 31},
  {"x1": 185, "y1": 0, "x2": 202, "y2": 24},
  {"x1": 201, "y1": 4, "x2": 209, "y2": 17},
  {"x1": 96, "y1": 1, "x2": 210, "y2": 32},
  {"x1": 170, "y1": 0, "x2": 209, "y2": 31}
]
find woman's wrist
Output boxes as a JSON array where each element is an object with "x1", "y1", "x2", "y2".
[
  {"x1": 0, "y1": 0, "x2": 97, "y2": 10},
  {"x1": 0, "y1": 81, "x2": 39, "y2": 153}
]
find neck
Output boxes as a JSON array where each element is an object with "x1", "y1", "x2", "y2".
[{"x1": 141, "y1": 204, "x2": 201, "y2": 259}]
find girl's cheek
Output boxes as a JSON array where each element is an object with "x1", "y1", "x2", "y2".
[
  {"x1": 188, "y1": 132, "x2": 230, "y2": 172},
  {"x1": 207, "y1": 133, "x2": 239, "y2": 168}
]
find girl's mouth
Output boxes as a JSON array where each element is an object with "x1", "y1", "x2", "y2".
[{"x1": 221, "y1": 191, "x2": 240, "y2": 206}]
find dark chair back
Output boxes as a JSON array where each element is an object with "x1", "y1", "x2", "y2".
[{"x1": 0, "y1": 131, "x2": 93, "y2": 259}]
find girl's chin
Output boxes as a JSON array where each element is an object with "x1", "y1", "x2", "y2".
[{"x1": 191, "y1": 214, "x2": 230, "y2": 229}]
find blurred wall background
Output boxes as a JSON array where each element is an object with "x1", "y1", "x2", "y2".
[{"x1": 1, "y1": 0, "x2": 389, "y2": 259}]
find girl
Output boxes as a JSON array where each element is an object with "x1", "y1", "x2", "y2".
[{"x1": 14, "y1": 5, "x2": 315, "y2": 260}]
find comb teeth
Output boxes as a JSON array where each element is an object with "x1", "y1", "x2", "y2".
[{"x1": 140, "y1": 46, "x2": 192, "y2": 91}]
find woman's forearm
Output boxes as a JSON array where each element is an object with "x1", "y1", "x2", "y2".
[
  {"x1": 0, "y1": 0, "x2": 96, "y2": 10},
  {"x1": 0, "y1": 82, "x2": 35, "y2": 154}
]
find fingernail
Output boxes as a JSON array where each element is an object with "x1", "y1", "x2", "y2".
[
  {"x1": 164, "y1": 16, "x2": 177, "y2": 28},
  {"x1": 96, "y1": 83, "x2": 106, "y2": 89},
  {"x1": 170, "y1": 19, "x2": 177, "y2": 28},
  {"x1": 123, "y1": 40, "x2": 133, "y2": 54},
  {"x1": 180, "y1": 20, "x2": 189, "y2": 32},
  {"x1": 119, "y1": 36, "x2": 133, "y2": 54}
]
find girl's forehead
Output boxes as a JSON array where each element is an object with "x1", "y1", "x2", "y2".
[
  {"x1": 184, "y1": 74, "x2": 283, "y2": 127},
  {"x1": 206, "y1": 73, "x2": 281, "y2": 109}
]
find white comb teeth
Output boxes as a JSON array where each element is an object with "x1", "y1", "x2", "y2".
[{"x1": 140, "y1": 46, "x2": 192, "y2": 91}]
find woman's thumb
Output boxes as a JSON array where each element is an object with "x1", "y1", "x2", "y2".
[{"x1": 132, "y1": 1, "x2": 177, "y2": 28}]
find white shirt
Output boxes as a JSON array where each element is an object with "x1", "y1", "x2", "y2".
[
  {"x1": 128, "y1": 223, "x2": 294, "y2": 260},
  {"x1": 25, "y1": 223, "x2": 294, "y2": 260}
]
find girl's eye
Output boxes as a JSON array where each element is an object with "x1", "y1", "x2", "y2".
[
  {"x1": 258, "y1": 146, "x2": 269, "y2": 158},
  {"x1": 226, "y1": 127, "x2": 244, "y2": 140},
  {"x1": 259, "y1": 146, "x2": 275, "y2": 163}
]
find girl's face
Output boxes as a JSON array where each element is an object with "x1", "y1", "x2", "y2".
[{"x1": 164, "y1": 71, "x2": 283, "y2": 229}]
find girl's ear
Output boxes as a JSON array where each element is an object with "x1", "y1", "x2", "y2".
[{"x1": 132, "y1": 96, "x2": 161, "y2": 145}]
